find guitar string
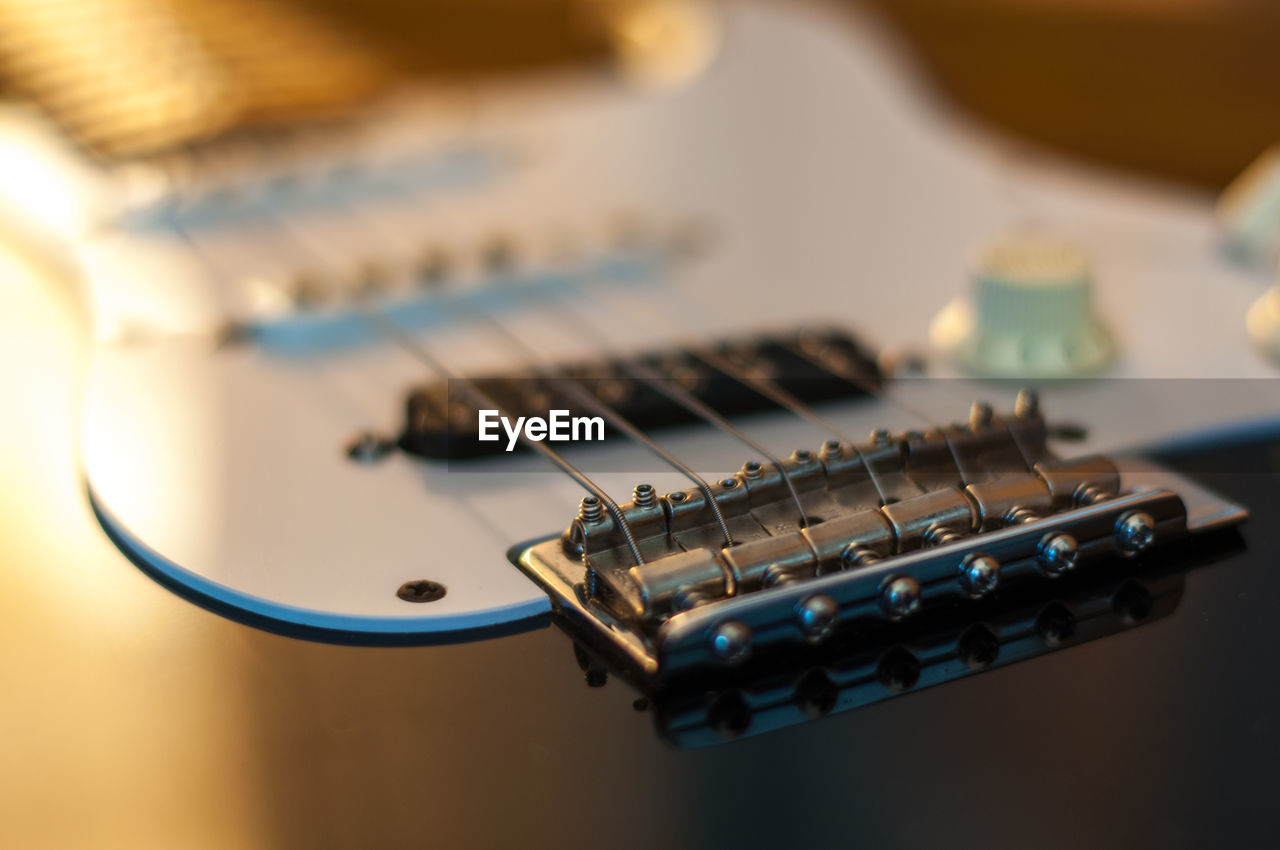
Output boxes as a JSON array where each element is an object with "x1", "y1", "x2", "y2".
[
  {"x1": 609, "y1": 280, "x2": 995, "y2": 488},
  {"x1": 526, "y1": 310, "x2": 820, "y2": 527},
  {"x1": 320, "y1": 189, "x2": 893, "y2": 517},
  {"x1": 543, "y1": 291, "x2": 888, "y2": 511},
  {"x1": 320, "y1": 188, "x2": 839, "y2": 533},
  {"x1": 170, "y1": 147, "x2": 1032, "y2": 550},
  {"x1": 315, "y1": 184, "x2": 902, "y2": 522},
  {"x1": 588, "y1": 283, "x2": 931, "y2": 494},
  {"x1": 166, "y1": 204, "x2": 654, "y2": 566},
  {"x1": 307, "y1": 195, "x2": 744, "y2": 546},
  {"x1": 460, "y1": 307, "x2": 739, "y2": 546}
]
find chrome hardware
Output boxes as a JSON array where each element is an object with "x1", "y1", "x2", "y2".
[
  {"x1": 517, "y1": 401, "x2": 1247, "y2": 681},
  {"x1": 879, "y1": 576, "x2": 922, "y2": 619},
  {"x1": 1115, "y1": 511, "x2": 1157, "y2": 555},
  {"x1": 1037, "y1": 532, "x2": 1080, "y2": 576},
  {"x1": 958, "y1": 553, "x2": 1001, "y2": 597}
]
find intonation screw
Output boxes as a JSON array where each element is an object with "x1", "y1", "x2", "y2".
[
  {"x1": 1037, "y1": 532, "x2": 1079, "y2": 576},
  {"x1": 880, "y1": 576, "x2": 922, "y2": 619},
  {"x1": 923, "y1": 524, "x2": 964, "y2": 547},
  {"x1": 1005, "y1": 506, "x2": 1038, "y2": 526},
  {"x1": 673, "y1": 586, "x2": 712, "y2": 611},
  {"x1": 578, "y1": 495, "x2": 604, "y2": 523},
  {"x1": 1074, "y1": 484, "x2": 1109, "y2": 506},
  {"x1": 796, "y1": 594, "x2": 839, "y2": 641},
  {"x1": 710, "y1": 621, "x2": 753, "y2": 664},
  {"x1": 969, "y1": 400, "x2": 994, "y2": 430},
  {"x1": 1015, "y1": 388, "x2": 1040, "y2": 419},
  {"x1": 742, "y1": 460, "x2": 763, "y2": 479},
  {"x1": 633, "y1": 483, "x2": 656, "y2": 508},
  {"x1": 762, "y1": 564, "x2": 800, "y2": 587},
  {"x1": 820, "y1": 440, "x2": 843, "y2": 460},
  {"x1": 1115, "y1": 511, "x2": 1156, "y2": 555},
  {"x1": 958, "y1": 553, "x2": 1000, "y2": 598},
  {"x1": 841, "y1": 543, "x2": 880, "y2": 569}
]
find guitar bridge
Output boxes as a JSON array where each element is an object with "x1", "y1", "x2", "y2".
[{"x1": 516, "y1": 398, "x2": 1247, "y2": 682}]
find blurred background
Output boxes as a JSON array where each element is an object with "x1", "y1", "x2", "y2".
[{"x1": 2, "y1": 0, "x2": 1277, "y2": 186}]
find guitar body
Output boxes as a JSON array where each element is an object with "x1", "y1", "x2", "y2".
[{"x1": 2, "y1": 0, "x2": 1274, "y2": 641}]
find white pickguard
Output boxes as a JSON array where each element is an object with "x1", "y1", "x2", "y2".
[{"x1": 5, "y1": 1, "x2": 1276, "y2": 639}]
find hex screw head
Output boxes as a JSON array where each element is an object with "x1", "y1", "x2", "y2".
[
  {"x1": 1115, "y1": 511, "x2": 1156, "y2": 555},
  {"x1": 796, "y1": 594, "x2": 839, "y2": 641},
  {"x1": 1037, "y1": 532, "x2": 1079, "y2": 576},
  {"x1": 880, "y1": 575, "x2": 922, "y2": 619},
  {"x1": 710, "y1": 621, "x2": 753, "y2": 665},
  {"x1": 958, "y1": 553, "x2": 1000, "y2": 597}
]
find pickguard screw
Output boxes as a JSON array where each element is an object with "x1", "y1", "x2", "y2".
[
  {"x1": 1037, "y1": 532, "x2": 1079, "y2": 576},
  {"x1": 880, "y1": 575, "x2": 921, "y2": 619},
  {"x1": 958, "y1": 553, "x2": 1000, "y2": 597},
  {"x1": 579, "y1": 495, "x2": 604, "y2": 523},
  {"x1": 796, "y1": 594, "x2": 839, "y2": 641},
  {"x1": 346, "y1": 431, "x2": 393, "y2": 463},
  {"x1": 1115, "y1": 511, "x2": 1156, "y2": 555},
  {"x1": 633, "y1": 483, "x2": 657, "y2": 508},
  {"x1": 710, "y1": 621, "x2": 753, "y2": 664},
  {"x1": 396, "y1": 579, "x2": 447, "y2": 603}
]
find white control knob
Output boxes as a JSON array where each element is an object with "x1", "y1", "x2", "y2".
[{"x1": 931, "y1": 235, "x2": 1115, "y2": 377}]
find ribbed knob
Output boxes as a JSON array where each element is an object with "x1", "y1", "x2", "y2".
[{"x1": 932, "y1": 236, "x2": 1115, "y2": 377}]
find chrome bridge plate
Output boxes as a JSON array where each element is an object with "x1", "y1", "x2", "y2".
[{"x1": 517, "y1": 451, "x2": 1246, "y2": 684}]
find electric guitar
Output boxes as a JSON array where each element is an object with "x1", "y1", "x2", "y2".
[
  {"x1": 1, "y1": 0, "x2": 1275, "y2": 722},
  {"x1": 5, "y1": 2, "x2": 1280, "y2": 844}
]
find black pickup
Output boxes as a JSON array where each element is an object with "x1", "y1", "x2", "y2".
[{"x1": 397, "y1": 328, "x2": 884, "y2": 460}]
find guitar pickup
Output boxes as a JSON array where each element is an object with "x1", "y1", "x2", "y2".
[
  {"x1": 515, "y1": 399, "x2": 1247, "y2": 684},
  {"x1": 397, "y1": 327, "x2": 884, "y2": 459}
]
